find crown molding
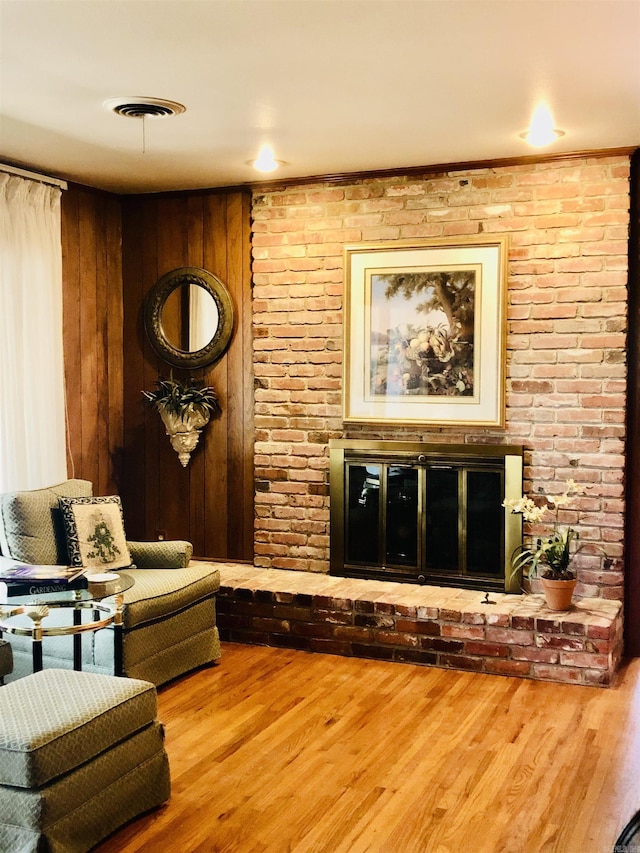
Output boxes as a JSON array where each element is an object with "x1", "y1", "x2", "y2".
[{"x1": 249, "y1": 146, "x2": 638, "y2": 192}]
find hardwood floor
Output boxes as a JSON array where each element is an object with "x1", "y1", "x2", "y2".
[{"x1": 95, "y1": 643, "x2": 640, "y2": 853}]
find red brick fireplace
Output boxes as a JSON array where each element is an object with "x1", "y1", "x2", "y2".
[{"x1": 249, "y1": 153, "x2": 631, "y2": 683}]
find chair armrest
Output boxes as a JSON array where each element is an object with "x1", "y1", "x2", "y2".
[{"x1": 127, "y1": 540, "x2": 193, "y2": 569}]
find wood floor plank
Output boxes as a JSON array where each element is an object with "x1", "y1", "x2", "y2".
[{"x1": 94, "y1": 644, "x2": 640, "y2": 853}]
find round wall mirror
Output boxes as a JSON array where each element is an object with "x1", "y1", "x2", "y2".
[{"x1": 144, "y1": 267, "x2": 234, "y2": 369}]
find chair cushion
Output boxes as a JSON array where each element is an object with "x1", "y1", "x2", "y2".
[
  {"x1": 0, "y1": 669, "x2": 157, "y2": 788},
  {"x1": 0, "y1": 480, "x2": 93, "y2": 566},
  {"x1": 121, "y1": 565, "x2": 220, "y2": 629},
  {"x1": 58, "y1": 496, "x2": 132, "y2": 571}
]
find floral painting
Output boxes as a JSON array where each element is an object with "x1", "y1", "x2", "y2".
[
  {"x1": 367, "y1": 268, "x2": 476, "y2": 398},
  {"x1": 344, "y1": 237, "x2": 507, "y2": 426}
]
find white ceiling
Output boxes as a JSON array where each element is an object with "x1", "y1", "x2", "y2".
[{"x1": 1, "y1": 0, "x2": 639, "y2": 195}]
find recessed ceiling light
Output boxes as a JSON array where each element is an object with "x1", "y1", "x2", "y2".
[
  {"x1": 520, "y1": 103, "x2": 565, "y2": 147},
  {"x1": 248, "y1": 144, "x2": 286, "y2": 173}
]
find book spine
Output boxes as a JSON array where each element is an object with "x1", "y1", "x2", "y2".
[{"x1": 2, "y1": 577, "x2": 89, "y2": 597}]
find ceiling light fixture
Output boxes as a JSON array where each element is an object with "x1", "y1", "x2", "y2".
[
  {"x1": 104, "y1": 97, "x2": 186, "y2": 153},
  {"x1": 520, "y1": 103, "x2": 565, "y2": 147},
  {"x1": 248, "y1": 144, "x2": 285, "y2": 173}
]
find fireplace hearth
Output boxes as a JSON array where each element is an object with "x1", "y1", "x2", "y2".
[{"x1": 330, "y1": 440, "x2": 524, "y2": 594}]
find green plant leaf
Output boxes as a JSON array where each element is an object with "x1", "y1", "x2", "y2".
[{"x1": 142, "y1": 378, "x2": 220, "y2": 421}]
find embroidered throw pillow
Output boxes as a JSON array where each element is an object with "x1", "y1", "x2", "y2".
[{"x1": 58, "y1": 496, "x2": 133, "y2": 572}]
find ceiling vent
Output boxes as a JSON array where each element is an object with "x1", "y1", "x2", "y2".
[{"x1": 103, "y1": 97, "x2": 186, "y2": 119}]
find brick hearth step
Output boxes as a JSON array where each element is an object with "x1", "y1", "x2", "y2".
[{"x1": 214, "y1": 564, "x2": 623, "y2": 687}]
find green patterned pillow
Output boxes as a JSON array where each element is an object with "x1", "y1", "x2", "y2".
[{"x1": 59, "y1": 496, "x2": 133, "y2": 571}]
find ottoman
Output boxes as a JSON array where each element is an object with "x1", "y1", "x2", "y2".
[{"x1": 0, "y1": 669, "x2": 170, "y2": 853}]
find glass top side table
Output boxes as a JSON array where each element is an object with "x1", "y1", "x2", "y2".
[{"x1": 0, "y1": 572, "x2": 135, "y2": 676}]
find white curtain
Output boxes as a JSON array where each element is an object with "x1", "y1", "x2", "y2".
[{"x1": 0, "y1": 173, "x2": 67, "y2": 492}]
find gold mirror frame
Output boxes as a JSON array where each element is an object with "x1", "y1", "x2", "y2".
[{"x1": 144, "y1": 267, "x2": 234, "y2": 369}]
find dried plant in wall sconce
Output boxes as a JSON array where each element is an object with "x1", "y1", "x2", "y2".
[{"x1": 142, "y1": 378, "x2": 220, "y2": 467}]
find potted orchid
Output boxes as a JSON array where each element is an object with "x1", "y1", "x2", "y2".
[{"x1": 503, "y1": 479, "x2": 600, "y2": 610}]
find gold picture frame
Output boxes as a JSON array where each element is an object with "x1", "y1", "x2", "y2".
[{"x1": 343, "y1": 236, "x2": 508, "y2": 427}]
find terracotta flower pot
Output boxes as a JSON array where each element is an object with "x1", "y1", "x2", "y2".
[{"x1": 540, "y1": 576, "x2": 577, "y2": 611}]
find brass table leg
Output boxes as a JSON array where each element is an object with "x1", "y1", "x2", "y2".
[
  {"x1": 73, "y1": 590, "x2": 83, "y2": 670},
  {"x1": 25, "y1": 604, "x2": 49, "y2": 673},
  {"x1": 113, "y1": 592, "x2": 125, "y2": 676}
]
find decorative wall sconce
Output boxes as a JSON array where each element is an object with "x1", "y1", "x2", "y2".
[{"x1": 142, "y1": 378, "x2": 220, "y2": 467}]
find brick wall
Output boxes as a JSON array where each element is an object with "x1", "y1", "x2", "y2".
[{"x1": 252, "y1": 155, "x2": 631, "y2": 600}]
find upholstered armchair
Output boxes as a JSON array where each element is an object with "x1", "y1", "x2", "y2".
[{"x1": 0, "y1": 479, "x2": 221, "y2": 685}]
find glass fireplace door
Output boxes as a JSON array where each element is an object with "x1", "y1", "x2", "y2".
[
  {"x1": 385, "y1": 466, "x2": 419, "y2": 569},
  {"x1": 332, "y1": 440, "x2": 523, "y2": 593},
  {"x1": 345, "y1": 463, "x2": 420, "y2": 575},
  {"x1": 424, "y1": 465, "x2": 504, "y2": 583}
]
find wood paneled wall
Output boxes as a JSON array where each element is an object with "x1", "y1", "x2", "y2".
[
  {"x1": 61, "y1": 183, "x2": 123, "y2": 497},
  {"x1": 120, "y1": 190, "x2": 254, "y2": 561},
  {"x1": 61, "y1": 184, "x2": 253, "y2": 563}
]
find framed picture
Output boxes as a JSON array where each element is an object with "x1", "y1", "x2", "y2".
[{"x1": 343, "y1": 236, "x2": 508, "y2": 427}]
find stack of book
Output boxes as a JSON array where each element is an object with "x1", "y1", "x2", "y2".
[{"x1": 0, "y1": 565, "x2": 88, "y2": 599}]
